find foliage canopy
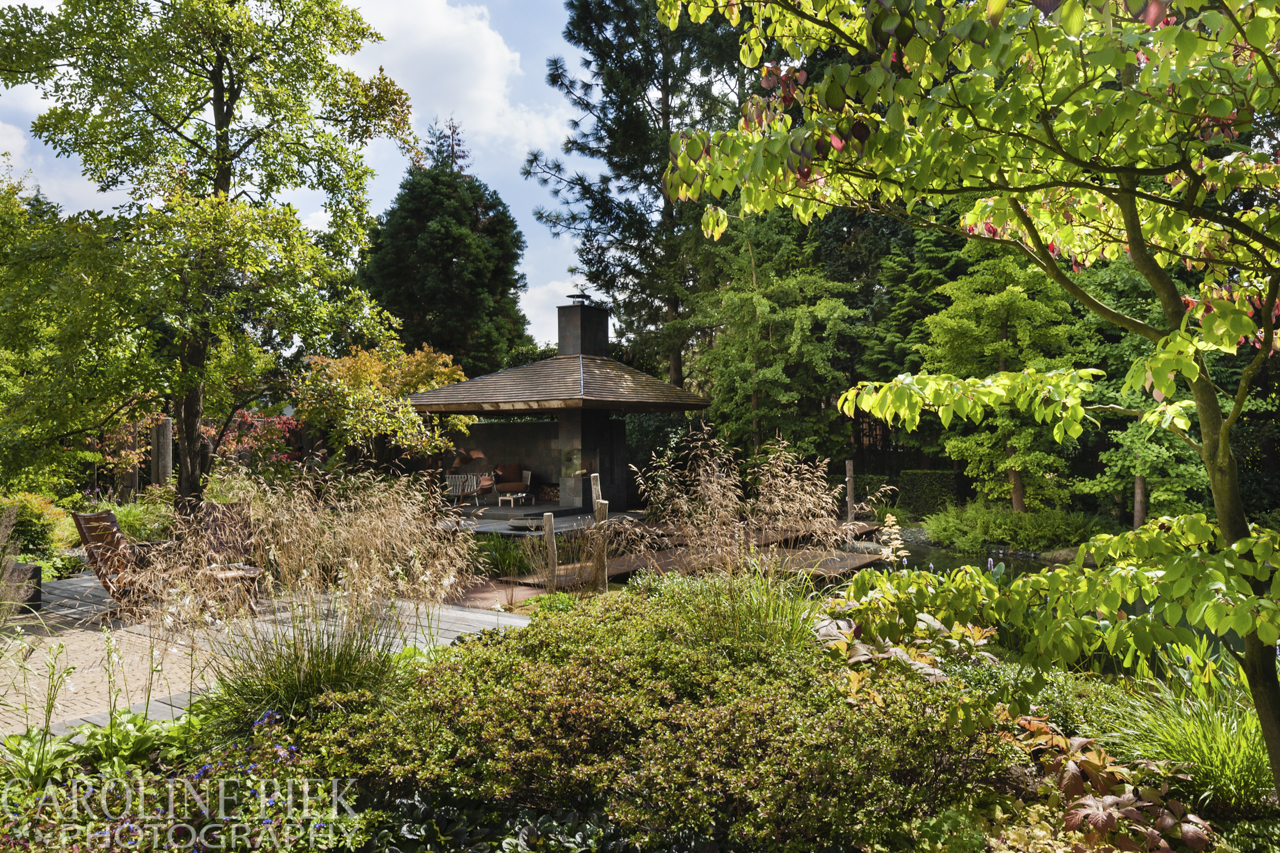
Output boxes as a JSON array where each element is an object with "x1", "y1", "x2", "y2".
[{"x1": 661, "y1": 0, "x2": 1280, "y2": 790}]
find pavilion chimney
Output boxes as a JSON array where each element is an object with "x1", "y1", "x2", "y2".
[{"x1": 558, "y1": 297, "x2": 609, "y2": 357}]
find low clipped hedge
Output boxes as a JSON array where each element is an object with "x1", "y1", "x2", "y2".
[
  {"x1": 306, "y1": 591, "x2": 1005, "y2": 852},
  {"x1": 0, "y1": 492, "x2": 65, "y2": 556},
  {"x1": 850, "y1": 473, "x2": 890, "y2": 503},
  {"x1": 897, "y1": 470, "x2": 956, "y2": 517}
]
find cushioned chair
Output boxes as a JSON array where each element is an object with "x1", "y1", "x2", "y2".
[
  {"x1": 446, "y1": 473, "x2": 493, "y2": 506},
  {"x1": 493, "y1": 465, "x2": 532, "y2": 506}
]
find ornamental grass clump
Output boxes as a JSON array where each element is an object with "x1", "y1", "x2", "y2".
[
  {"x1": 628, "y1": 427, "x2": 855, "y2": 575},
  {"x1": 0, "y1": 508, "x2": 31, "y2": 628},
  {"x1": 172, "y1": 471, "x2": 476, "y2": 739},
  {"x1": 197, "y1": 594, "x2": 409, "y2": 739},
  {"x1": 630, "y1": 568, "x2": 817, "y2": 658},
  {"x1": 1103, "y1": 679, "x2": 1275, "y2": 818},
  {"x1": 240, "y1": 469, "x2": 476, "y2": 603}
]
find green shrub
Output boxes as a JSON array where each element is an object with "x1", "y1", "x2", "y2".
[
  {"x1": 532, "y1": 591, "x2": 576, "y2": 615},
  {"x1": 851, "y1": 473, "x2": 890, "y2": 503},
  {"x1": 382, "y1": 801, "x2": 642, "y2": 853},
  {"x1": 924, "y1": 501, "x2": 1114, "y2": 553},
  {"x1": 1101, "y1": 680, "x2": 1274, "y2": 817},
  {"x1": 898, "y1": 470, "x2": 957, "y2": 517},
  {"x1": 111, "y1": 500, "x2": 173, "y2": 541},
  {"x1": 307, "y1": 589, "x2": 1005, "y2": 852},
  {"x1": 0, "y1": 494, "x2": 64, "y2": 556},
  {"x1": 35, "y1": 554, "x2": 86, "y2": 581},
  {"x1": 944, "y1": 659, "x2": 1128, "y2": 738},
  {"x1": 1216, "y1": 818, "x2": 1280, "y2": 853}
]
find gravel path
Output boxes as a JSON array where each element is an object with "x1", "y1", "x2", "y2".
[{"x1": 2, "y1": 572, "x2": 529, "y2": 735}]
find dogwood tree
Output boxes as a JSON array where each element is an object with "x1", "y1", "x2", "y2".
[{"x1": 661, "y1": 0, "x2": 1280, "y2": 789}]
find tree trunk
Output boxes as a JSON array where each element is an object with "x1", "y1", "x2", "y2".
[
  {"x1": 174, "y1": 334, "x2": 210, "y2": 516},
  {"x1": 151, "y1": 417, "x2": 173, "y2": 485},
  {"x1": 1005, "y1": 444, "x2": 1026, "y2": 512},
  {"x1": 751, "y1": 390, "x2": 760, "y2": 453},
  {"x1": 1133, "y1": 474, "x2": 1147, "y2": 530},
  {"x1": 666, "y1": 294, "x2": 685, "y2": 389},
  {"x1": 174, "y1": 382, "x2": 206, "y2": 515},
  {"x1": 1243, "y1": 632, "x2": 1280, "y2": 800}
]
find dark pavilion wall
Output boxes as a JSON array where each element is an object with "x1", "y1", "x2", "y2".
[{"x1": 459, "y1": 417, "x2": 628, "y2": 511}]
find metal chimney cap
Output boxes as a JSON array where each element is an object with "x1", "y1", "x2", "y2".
[{"x1": 567, "y1": 291, "x2": 592, "y2": 304}]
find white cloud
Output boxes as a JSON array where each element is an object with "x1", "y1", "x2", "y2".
[
  {"x1": 348, "y1": 0, "x2": 571, "y2": 154},
  {"x1": 521, "y1": 277, "x2": 586, "y2": 344},
  {"x1": 0, "y1": 121, "x2": 28, "y2": 164},
  {"x1": 301, "y1": 209, "x2": 331, "y2": 231},
  {"x1": 0, "y1": 138, "x2": 128, "y2": 213}
]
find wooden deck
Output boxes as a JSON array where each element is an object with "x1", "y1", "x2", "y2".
[
  {"x1": 506, "y1": 545, "x2": 884, "y2": 588},
  {"x1": 498, "y1": 518, "x2": 885, "y2": 589}
]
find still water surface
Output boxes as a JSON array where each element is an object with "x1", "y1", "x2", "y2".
[{"x1": 898, "y1": 542, "x2": 1052, "y2": 577}]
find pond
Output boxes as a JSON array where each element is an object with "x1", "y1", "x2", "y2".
[{"x1": 897, "y1": 541, "x2": 1052, "y2": 578}]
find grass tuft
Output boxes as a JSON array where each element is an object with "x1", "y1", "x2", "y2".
[{"x1": 1102, "y1": 679, "x2": 1274, "y2": 817}]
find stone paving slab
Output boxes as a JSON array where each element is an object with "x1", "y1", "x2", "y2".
[
  {"x1": 127, "y1": 700, "x2": 185, "y2": 722},
  {"x1": 156, "y1": 690, "x2": 203, "y2": 708}
]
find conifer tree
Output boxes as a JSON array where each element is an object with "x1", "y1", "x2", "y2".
[
  {"x1": 920, "y1": 245, "x2": 1082, "y2": 510},
  {"x1": 522, "y1": 0, "x2": 740, "y2": 387},
  {"x1": 360, "y1": 122, "x2": 531, "y2": 378}
]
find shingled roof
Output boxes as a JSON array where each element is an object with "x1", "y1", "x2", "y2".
[{"x1": 409, "y1": 355, "x2": 709, "y2": 414}]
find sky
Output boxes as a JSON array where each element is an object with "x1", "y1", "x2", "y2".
[{"x1": 0, "y1": 0, "x2": 589, "y2": 344}]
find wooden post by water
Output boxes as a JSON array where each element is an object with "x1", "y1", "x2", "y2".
[
  {"x1": 1134, "y1": 475, "x2": 1148, "y2": 530},
  {"x1": 120, "y1": 424, "x2": 139, "y2": 502},
  {"x1": 543, "y1": 512, "x2": 558, "y2": 594},
  {"x1": 845, "y1": 459, "x2": 856, "y2": 523},
  {"x1": 593, "y1": 499, "x2": 609, "y2": 593},
  {"x1": 590, "y1": 472, "x2": 602, "y2": 508},
  {"x1": 151, "y1": 417, "x2": 173, "y2": 485}
]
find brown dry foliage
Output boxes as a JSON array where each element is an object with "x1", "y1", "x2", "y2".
[
  {"x1": 241, "y1": 470, "x2": 475, "y2": 602},
  {"x1": 619, "y1": 427, "x2": 864, "y2": 576},
  {"x1": 125, "y1": 470, "x2": 475, "y2": 627}
]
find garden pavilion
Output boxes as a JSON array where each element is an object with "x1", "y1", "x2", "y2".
[{"x1": 409, "y1": 298, "x2": 709, "y2": 512}]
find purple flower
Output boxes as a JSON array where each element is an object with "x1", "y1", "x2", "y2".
[{"x1": 988, "y1": 558, "x2": 994, "y2": 572}]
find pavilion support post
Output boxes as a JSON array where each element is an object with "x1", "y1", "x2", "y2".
[
  {"x1": 559, "y1": 411, "x2": 584, "y2": 509},
  {"x1": 593, "y1": 499, "x2": 609, "y2": 593},
  {"x1": 543, "y1": 513, "x2": 558, "y2": 595}
]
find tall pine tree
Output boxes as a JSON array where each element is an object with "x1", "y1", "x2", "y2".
[
  {"x1": 522, "y1": 0, "x2": 740, "y2": 387},
  {"x1": 360, "y1": 123, "x2": 530, "y2": 378}
]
